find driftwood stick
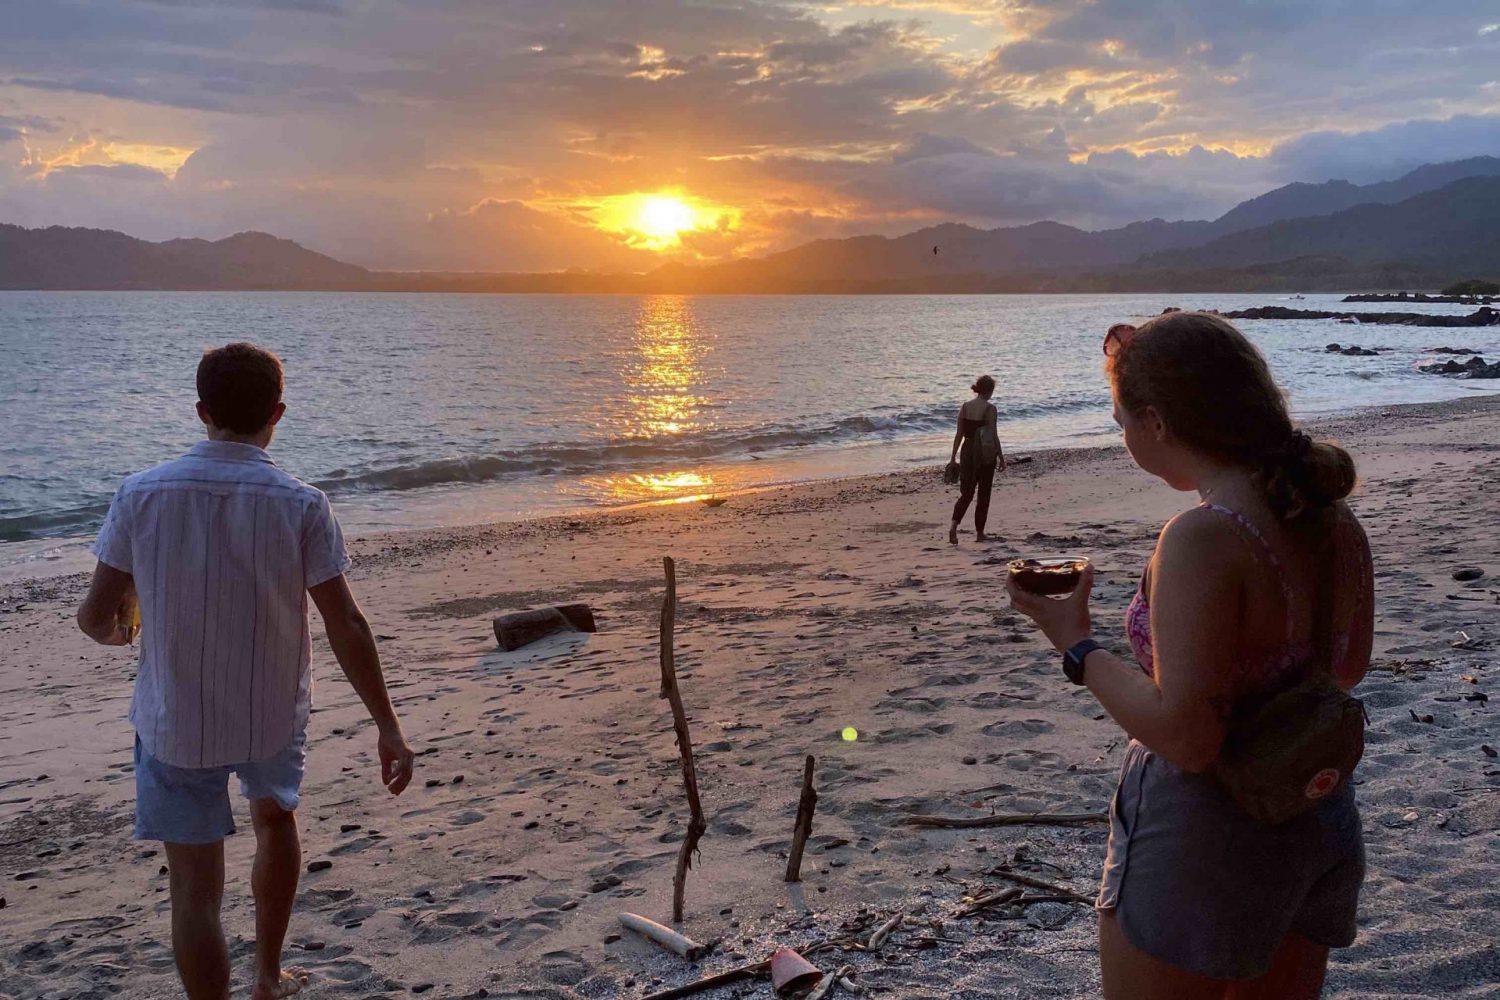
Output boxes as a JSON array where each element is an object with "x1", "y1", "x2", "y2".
[
  {"x1": 807, "y1": 966, "x2": 855, "y2": 1000},
  {"x1": 956, "y1": 886, "x2": 1023, "y2": 917},
  {"x1": 660, "y1": 556, "x2": 707, "y2": 923},
  {"x1": 901, "y1": 811, "x2": 1107, "y2": 829},
  {"x1": 619, "y1": 912, "x2": 710, "y2": 961},
  {"x1": 866, "y1": 913, "x2": 902, "y2": 951},
  {"x1": 985, "y1": 868, "x2": 1095, "y2": 904},
  {"x1": 785, "y1": 754, "x2": 818, "y2": 882},
  {"x1": 635, "y1": 936, "x2": 848, "y2": 1000},
  {"x1": 636, "y1": 960, "x2": 768, "y2": 1000}
]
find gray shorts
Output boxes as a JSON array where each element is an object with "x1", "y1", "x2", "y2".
[{"x1": 1097, "y1": 740, "x2": 1364, "y2": 981}]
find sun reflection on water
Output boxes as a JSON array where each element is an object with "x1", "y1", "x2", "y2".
[
  {"x1": 623, "y1": 295, "x2": 712, "y2": 439},
  {"x1": 598, "y1": 296, "x2": 724, "y2": 504}
]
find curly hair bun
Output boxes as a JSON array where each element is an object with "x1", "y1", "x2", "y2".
[{"x1": 1264, "y1": 436, "x2": 1356, "y2": 520}]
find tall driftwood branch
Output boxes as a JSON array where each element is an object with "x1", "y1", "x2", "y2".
[
  {"x1": 784, "y1": 754, "x2": 817, "y2": 882},
  {"x1": 660, "y1": 556, "x2": 707, "y2": 923}
]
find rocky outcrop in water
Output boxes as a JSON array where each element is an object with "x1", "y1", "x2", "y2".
[
  {"x1": 1224, "y1": 306, "x2": 1500, "y2": 327},
  {"x1": 1343, "y1": 292, "x2": 1497, "y2": 304},
  {"x1": 1418, "y1": 355, "x2": 1500, "y2": 378},
  {"x1": 1325, "y1": 343, "x2": 1381, "y2": 356}
]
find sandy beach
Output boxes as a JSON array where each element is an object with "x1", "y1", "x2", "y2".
[{"x1": 2, "y1": 394, "x2": 1497, "y2": 1000}]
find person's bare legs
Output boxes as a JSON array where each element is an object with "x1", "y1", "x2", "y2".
[
  {"x1": 1227, "y1": 932, "x2": 1328, "y2": 1000},
  {"x1": 249, "y1": 798, "x2": 308, "y2": 1000},
  {"x1": 1101, "y1": 910, "x2": 1330, "y2": 1000},
  {"x1": 164, "y1": 841, "x2": 231, "y2": 1000},
  {"x1": 1099, "y1": 909, "x2": 1229, "y2": 1000}
]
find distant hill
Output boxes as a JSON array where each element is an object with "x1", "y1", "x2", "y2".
[
  {"x1": 0, "y1": 226, "x2": 370, "y2": 290},
  {"x1": 1139, "y1": 176, "x2": 1500, "y2": 273},
  {"x1": 2, "y1": 156, "x2": 1497, "y2": 293},
  {"x1": 657, "y1": 159, "x2": 1500, "y2": 290},
  {"x1": 1205, "y1": 156, "x2": 1500, "y2": 235},
  {"x1": 661, "y1": 217, "x2": 1216, "y2": 290}
]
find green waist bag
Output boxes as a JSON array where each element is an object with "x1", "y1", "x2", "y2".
[
  {"x1": 1212, "y1": 675, "x2": 1366, "y2": 825},
  {"x1": 1211, "y1": 537, "x2": 1367, "y2": 826}
]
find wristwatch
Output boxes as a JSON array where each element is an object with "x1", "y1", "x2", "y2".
[{"x1": 1062, "y1": 639, "x2": 1103, "y2": 685}]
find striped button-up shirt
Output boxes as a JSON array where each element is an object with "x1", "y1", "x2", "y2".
[{"x1": 92, "y1": 441, "x2": 350, "y2": 768}]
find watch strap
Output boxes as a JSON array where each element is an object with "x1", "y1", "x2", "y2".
[{"x1": 1063, "y1": 639, "x2": 1103, "y2": 685}]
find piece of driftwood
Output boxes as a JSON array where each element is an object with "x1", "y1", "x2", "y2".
[
  {"x1": 637, "y1": 962, "x2": 768, "y2": 1000},
  {"x1": 866, "y1": 913, "x2": 902, "y2": 951},
  {"x1": 901, "y1": 811, "x2": 1107, "y2": 829},
  {"x1": 807, "y1": 966, "x2": 854, "y2": 1000},
  {"x1": 957, "y1": 886, "x2": 1023, "y2": 917},
  {"x1": 985, "y1": 868, "x2": 1094, "y2": 904},
  {"x1": 492, "y1": 603, "x2": 597, "y2": 651},
  {"x1": 660, "y1": 557, "x2": 707, "y2": 923},
  {"x1": 635, "y1": 938, "x2": 848, "y2": 1000},
  {"x1": 618, "y1": 912, "x2": 710, "y2": 961},
  {"x1": 785, "y1": 755, "x2": 818, "y2": 882}
]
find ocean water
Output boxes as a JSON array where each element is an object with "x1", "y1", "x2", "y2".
[{"x1": 2, "y1": 291, "x2": 1496, "y2": 573}]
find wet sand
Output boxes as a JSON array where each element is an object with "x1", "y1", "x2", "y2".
[{"x1": 1, "y1": 395, "x2": 1497, "y2": 999}]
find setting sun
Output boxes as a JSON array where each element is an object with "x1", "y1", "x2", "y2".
[
  {"x1": 637, "y1": 196, "x2": 696, "y2": 241},
  {"x1": 588, "y1": 190, "x2": 740, "y2": 253}
]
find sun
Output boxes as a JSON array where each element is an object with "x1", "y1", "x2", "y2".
[
  {"x1": 636, "y1": 196, "x2": 696, "y2": 242},
  {"x1": 585, "y1": 190, "x2": 740, "y2": 253}
]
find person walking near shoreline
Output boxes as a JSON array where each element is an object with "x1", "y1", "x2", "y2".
[
  {"x1": 76, "y1": 342, "x2": 416, "y2": 1000},
  {"x1": 947, "y1": 374, "x2": 1005, "y2": 544}
]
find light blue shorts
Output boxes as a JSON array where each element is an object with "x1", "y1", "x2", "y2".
[{"x1": 133, "y1": 731, "x2": 307, "y2": 844}]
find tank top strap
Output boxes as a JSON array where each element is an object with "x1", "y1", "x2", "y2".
[{"x1": 1196, "y1": 502, "x2": 1296, "y2": 644}]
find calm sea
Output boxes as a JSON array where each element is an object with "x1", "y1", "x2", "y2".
[{"x1": 2, "y1": 291, "x2": 1495, "y2": 575}]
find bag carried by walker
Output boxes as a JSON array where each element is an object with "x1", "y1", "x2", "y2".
[
  {"x1": 1211, "y1": 537, "x2": 1366, "y2": 826},
  {"x1": 976, "y1": 422, "x2": 1000, "y2": 466}
]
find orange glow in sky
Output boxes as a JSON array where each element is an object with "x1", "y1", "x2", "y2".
[{"x1": 588, "y1": 191, "x2": 740, "y2": 252}]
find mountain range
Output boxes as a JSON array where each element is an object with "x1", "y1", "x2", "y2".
[{"x1": 2, "y1": 156, "x2": 1498, "y2": 293}]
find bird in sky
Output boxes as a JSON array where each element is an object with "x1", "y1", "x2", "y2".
[{"x1": 932, "y1": 245, "x2": 939, "y2": 255}]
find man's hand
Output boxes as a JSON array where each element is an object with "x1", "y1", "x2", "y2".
[
  {"x1": 378, "y1": 725, "x2": 415, "y2": 795},
  {"x1": 78, "y1": 562, "x2": 136, "y2": 646},
  {"x1": 309, "y1": 574, "x2": 414, "y2": 793}
]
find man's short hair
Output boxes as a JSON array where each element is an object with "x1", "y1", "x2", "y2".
[{"x1": 197, "y1": 343, "x2": 284, "y2": 434}]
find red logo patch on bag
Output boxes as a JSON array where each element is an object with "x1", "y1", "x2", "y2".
[{"x1": 1304, "y1": 768, "x2": 1340, "y2": 800}]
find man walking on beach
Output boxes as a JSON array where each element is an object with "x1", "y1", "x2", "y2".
[{"x1": 76, "y1": 343, "x2": 415, "y2": 1000}]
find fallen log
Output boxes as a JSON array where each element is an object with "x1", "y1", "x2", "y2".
[
  {"x1": 901, "y1": 811, "x2": 1107, "y2": 829},
  {"x1": 492, "y1": 603, "x2": 597, "y2": 650},
  {"x1": 618, "y1": 912, "x2": 710, "y2": 961}
]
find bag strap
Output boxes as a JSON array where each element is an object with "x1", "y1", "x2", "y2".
[
  {"x1": 1309, "y1": 526, "x2": 1338, "y2": 678},
  {"x1": 1197, "y1": 503, "x2": 1339, "y2": 674}
]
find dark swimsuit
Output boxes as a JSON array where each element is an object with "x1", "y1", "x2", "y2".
[{"x1": 951, "y1": 405, "x2": 997, "y2": 534}]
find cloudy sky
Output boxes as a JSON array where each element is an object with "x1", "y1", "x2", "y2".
[{"x1": 2, "y1": 1, "x2": 1497, "y2": 271}]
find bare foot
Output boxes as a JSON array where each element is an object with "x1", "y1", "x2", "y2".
[{"x1": 252, "y1": 968, "x2": 309, "y2": 1000}]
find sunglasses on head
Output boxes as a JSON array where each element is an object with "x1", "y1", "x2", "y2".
[{"x1": 1103, "y1": 323, "x2": 1138, "y2": 357}]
